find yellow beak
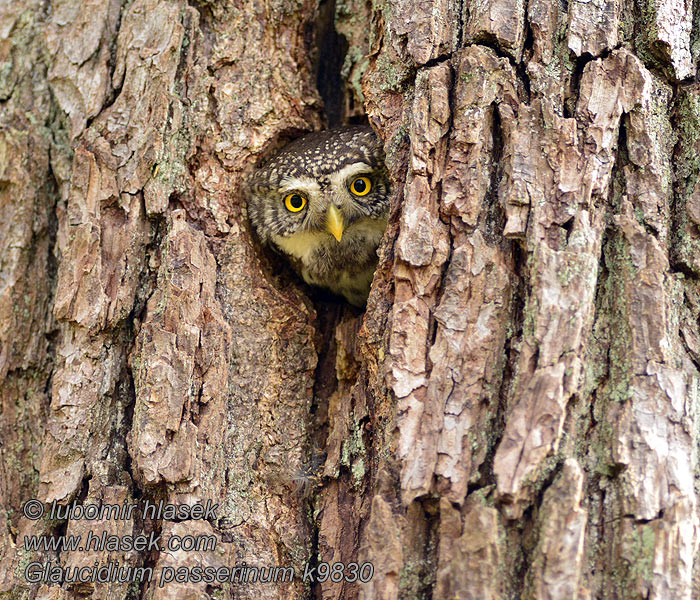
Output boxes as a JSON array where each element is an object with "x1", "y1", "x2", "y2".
[{"x1": 326, "y1": 204, "x2": 344, "y2": 242}]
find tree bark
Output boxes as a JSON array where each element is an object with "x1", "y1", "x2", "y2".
[{"x1": 1, "y1": 0, "x2": 699, "y2": 599}]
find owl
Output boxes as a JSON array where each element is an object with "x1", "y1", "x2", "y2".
[{"x1": 247, "y1": 125, "x2": 390, "y2": 307}]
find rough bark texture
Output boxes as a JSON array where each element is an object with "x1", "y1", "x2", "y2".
[{"x1": 1, "y1": 0, "x2": 699, "y2": 599}]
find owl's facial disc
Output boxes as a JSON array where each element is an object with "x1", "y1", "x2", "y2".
[{"x1": 275, "y1": 160, "x2": 380, "y2": 245}]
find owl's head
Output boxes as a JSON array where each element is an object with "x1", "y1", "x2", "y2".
[{"x1": 247, "y1": 126, "x2": 389, "y2": 245}]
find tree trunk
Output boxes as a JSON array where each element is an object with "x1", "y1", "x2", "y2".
[{"x1": 1, "y1": 0, "x2": 699, "y2": 599}]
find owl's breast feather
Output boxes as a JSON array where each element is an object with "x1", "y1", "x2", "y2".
[{"x1": 271, "y1": 217, "x2": 387, "y2": 306}]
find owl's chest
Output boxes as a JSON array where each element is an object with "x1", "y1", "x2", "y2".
[{"x1": 271, "y1": 217, "x2": 386, "y2": 304}]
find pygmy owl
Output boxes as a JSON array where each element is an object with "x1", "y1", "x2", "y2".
[{"x1": 247, "y1": 125, "x2": 390, "y2": 307}]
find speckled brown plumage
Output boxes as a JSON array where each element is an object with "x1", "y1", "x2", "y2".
[{"x1": 247, "y1": 126, "x2": 390, "y2": 306}]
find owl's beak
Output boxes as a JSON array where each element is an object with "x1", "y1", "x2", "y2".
[{"x1": 326, "y1": 204, "x2": 344, "y2": 242}]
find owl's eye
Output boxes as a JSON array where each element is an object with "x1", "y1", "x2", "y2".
[
  {"x1": 284, "y1": 193, "x2": 307, "y2": 212},
  {"x1": 349, "y1": 176, "x2": 372, "y2": 196}
]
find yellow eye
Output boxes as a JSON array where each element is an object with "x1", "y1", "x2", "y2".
[
  {"x1": 349, "y1": 176, "x2": 372, "y2": 196},
  {"x1": 284, "y1": 193, "x2": 307, "y2": 212}
]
